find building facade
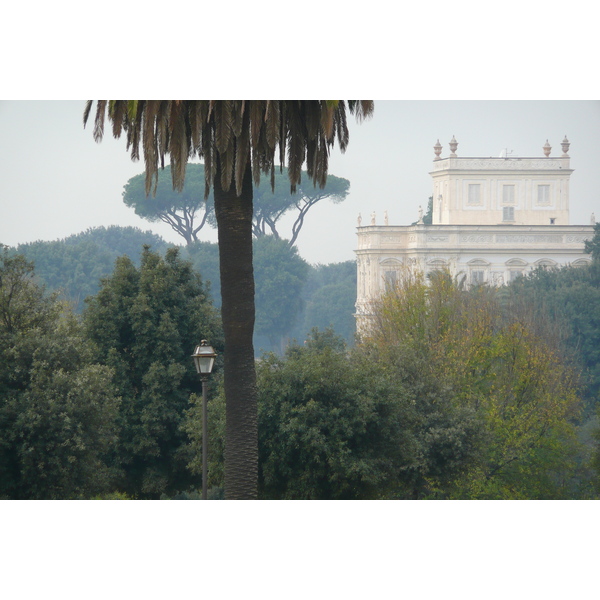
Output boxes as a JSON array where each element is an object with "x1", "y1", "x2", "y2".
[{"x1": 355, "y1": 137, "x2": 594, "y2": 327}]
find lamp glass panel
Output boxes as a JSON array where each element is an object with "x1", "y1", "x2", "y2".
[{"x1": 193, "y1": 345, "x2": 216, "y2": 374}]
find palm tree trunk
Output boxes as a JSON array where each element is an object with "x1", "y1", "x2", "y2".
[{"x1": 213, "y1": 156, "x2": 258, "y2": 499}]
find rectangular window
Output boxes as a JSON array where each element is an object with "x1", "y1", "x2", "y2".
[
  {"x1": 502, "y1": 185, "x2": 515, "y2": 204},
  {"x1": 468, "y1": 184, "x2": 481, "y2": 205},
  {"x1": 471, "y1": 270, "x2": 485, "y2": 285},
  {"x1": 384, "y1": 270, "x2": 397, "y2": 289},
  {"x1": 503, "y1": 206, "x2": 515, "y2": 221},
  {"x1": 509, "y1": 270, "x2": 523, "y2": 282},
  {"x1": 537, "y1": 185, "x2": 551, "y2": 205}
]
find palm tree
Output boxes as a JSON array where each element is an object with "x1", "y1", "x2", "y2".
[{"x1": 84, "y1": 100, "x2": 374, "y2": 499}]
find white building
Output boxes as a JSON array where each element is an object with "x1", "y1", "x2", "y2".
[{"x1": 355, "y1": 136, "x2": 594, "y2": 327}]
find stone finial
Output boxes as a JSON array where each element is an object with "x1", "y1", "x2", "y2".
[
  {"x1": 370, "y1": 211, "x2": 376, "y2": 225},
  {"x1": 591, "y1": 212, "x2": 596, "y2": 225},
  {"x1": 357, "y1": 213, "x2": 362, "y2": 227},
  {"x1": 434, "y1": 139, "x2": 442, "y2": 160},
  {"x1": 543, "y1": 139, "x2": 552, "y2": 157},
  {"x1": 561, "y1": 135, "x2": 570, "y2": 157},
  {"x1": 449, "y1": 135, "x2": 458, "y2": 157},
  {"x1": 384, "y1": 210, "x2": 389, "y2": 226}
]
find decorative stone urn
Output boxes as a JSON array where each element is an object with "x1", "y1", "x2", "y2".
[
  {"x1": 449, "y1": 135, "x2": 458, "y2": 157},
  {"x1": 543, "y1": 139, "x2": 552, "y2": 157}
]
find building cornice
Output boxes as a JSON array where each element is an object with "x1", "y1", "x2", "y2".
[
  {"x1": 356, "y1": 223, "x2": 594, "y2": 252},
  {"x1": 430, "y1": 156, "x2": 572, "y2": 174}
]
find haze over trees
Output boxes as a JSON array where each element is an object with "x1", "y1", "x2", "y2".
[
  {"x1": 250, "y1": 168, "x2": 349, "y2": 246},
  {"x1": 291, "y1": 260, "x2": 357, "y2": 345},
  {"x1": 14, "y1": 226, "x2": 168, "y2": 311},
  {"x1": 123, "y1": 163, "x2": 350, "y2": 247},
  {"x1": 4, "y1": 226, "x2": 357, "y2": 355},
  {"x1": 252, "y1": 236, "x2": 309, "y2": 352},
  {"x1": 123, "y1": 164, "x2": 214, "y2": 245}
]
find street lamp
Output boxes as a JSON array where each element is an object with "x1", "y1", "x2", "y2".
[{"x1": 192, "y1": 340, "x2": 217, "y2": 500}]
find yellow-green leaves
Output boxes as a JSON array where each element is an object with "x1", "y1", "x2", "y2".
[{"x1": 366, "y1": 267, "x2": 583, "y2": 499}]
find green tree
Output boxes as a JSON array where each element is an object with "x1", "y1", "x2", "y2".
[
  {"x1": 84, "y1": 246, "x2": 223, "y2": 498},
  {"x1": 295, "y1": 260, "x2": 357, "y2": 345},
  {"x1": 256, "y1": 329, "x2": 417, "y2": 499},
  {"x1": 423, "y1": 196, "x2": 433, "y2": 224},
  {"x1": 123, "y1": 164, "x2": 214, "y2": 245},
  {"x1": 584, "y1": 222, "x2": 600, "y2": 261},
  {"x1": 507, "y1": 262, "x2": 600, "y2": 496},
  {"x1": 253, "y1": 236, "x2": 309, "y2": 352},
  {"x1": 410, "y1": 197, "x2": 433, "y2": 225},
  {"x1": 183, "y1": 241, "x2": 222, "y2": 305},
  {"x1": 252, "y1": 168, "x2": 350, "y2": 246},
  {"x1": 85, "y1": 100, "x2": 373, "y2": 499},
  {"x1": 0, "y1": 248, "x2": 120, "y2": 499},
  {"x1": 123, "y1": 164, "x2": 349, "y2": 248},
  {"x1": 185, "y1": 239, "x2": 310, "y2": 353},
  {"x1": 366, "y1": 268, "x2": 584, "y2": 499},
  {"x1": 509, "y1": 263, "x2": 600, "y2": 416},
  {"x1": 14, "y1": 226, "x2": 169, "y2": 312}
]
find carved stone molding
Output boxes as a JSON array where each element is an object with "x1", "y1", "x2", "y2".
[
  {"x1": 496, "y1": 234, "x2": 563, "y2": 244},
  {"x1": 460, "y1": 234, "x2": 494, "y2": 243},
  {"x1": 566, "y1": 235, "x2": 592, "y2": 243},
  {"x1": 431, "y1": 158, "x2": 567, "y2": 171}
]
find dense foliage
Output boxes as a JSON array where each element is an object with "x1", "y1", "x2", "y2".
[
  {"x1": 183, "y1": 240, "x2": 354, "y2": 352},
  {"x1": 7, "y1": 229, "x2": 357, "y2": 353},
  {"x1": 508, "y1": 262, "x2": 600, "y2": 415},
  {"x1": 584, "y1": 222, "x2": 600, "y2": 262},
  {"x1": 3, "y1": 225, "x2": 600, "y2": 499},
  {"x1": 505, "y1": 234, "x2": 600, "y2": 494},
  {"x1": 253, "y1": 236, "x2": 309, "y2": 351},
  {"x1": 291, "y1": 260, "x2": 357, "y2": 345},
  {"x1": 0, "y1": 248, "x2": 120, "y2": 499},
  {"x1": 185, "y1": 269, "x2": 591, "y2": 499},
  {"x1": 364, "y1": 269, "x2": 586, "y2": 499},
  {"x1": 256, "y1": 330, "x2": 417, "y2": 499},
  {"x1": 14, "y1": 226, "x2": 168, "y2": 311},
  {"x1": 84, "y1": 246, "x2": 223, "y2": 498}
]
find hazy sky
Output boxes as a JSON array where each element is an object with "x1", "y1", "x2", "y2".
[{"x1": 1, "y1": 100, "x2": 599, "y2": 265}]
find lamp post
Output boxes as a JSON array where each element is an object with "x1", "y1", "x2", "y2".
[{"x1": 192, "y1": 340, "x2": 217, "y2": 500}]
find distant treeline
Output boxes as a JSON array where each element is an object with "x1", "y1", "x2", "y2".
[{"x1": 8, "y1": 225, "x2": 357, "y2": 351}]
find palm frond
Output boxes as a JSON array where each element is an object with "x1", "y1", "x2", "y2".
[
  {"x1": 93, "y1": 100, "x2": 107, "y2": 142},
  {"x1": 168, "y1": 100, "x2": 189, "y2": 192},
  {"x1": 83, "y1": 100, "x2": 93, "y2": 127},
  {"x1": 234, "y1": 106, "x2": 251, "y2": 196},
  {"x1": 285, "y1": 102, "x2": 307, "y2": 192},
  {"x1": 142, "y1": 100, "x2": 160, "y2": 195},
  {"x1": 264, "y1": 100, "x2": 280, "y2": 151},
  {"x1": 334, "y1": 103, "x2": 349, "y2": 152},
  {"x1": 110, "y1": 101, "x2": 127, "y2": 140},
  {"x1": 84, "y1": 99, "x2": 373, "y2": 200},
  {"x1": 348, "y1": 100, "x2": 374, "y2": 122},
  {"x1": 214, "y1": 100, "x2": 233, "y2": 156},
  {"x1": 319, "y1": 100, "x2": 336, "y2": 141}
]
